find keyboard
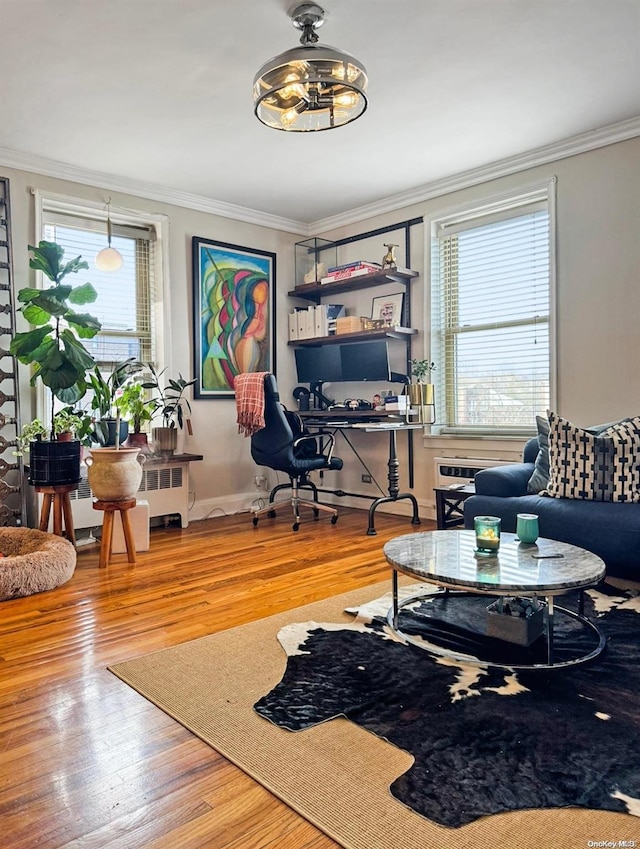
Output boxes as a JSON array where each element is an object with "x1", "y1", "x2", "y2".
[{"x1": 350, "y1": 421, "x2": 404, "y2": 429}]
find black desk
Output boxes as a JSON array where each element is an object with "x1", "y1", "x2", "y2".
[{"x1": 299, "y1": 410, "x2": 422, "y2": 535}]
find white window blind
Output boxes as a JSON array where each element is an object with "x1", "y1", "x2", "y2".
[
  {"x1": 42, "y1": 213, "x2": 157, "y2": 369},
  {"x1": 431, "y1": 188, "x2": 552, "y2": 435}
]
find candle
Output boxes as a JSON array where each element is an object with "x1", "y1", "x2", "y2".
[{"x1": 474, "y1": 516, "x2": 501, "y2": 555}]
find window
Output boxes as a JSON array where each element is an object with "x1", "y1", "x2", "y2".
[
  {"x1": 32, "y1": 192, "x2": 167, "y2": 421},
  {"x1": 430, "y1": 181, "x2": 555, "y2": 435},
  {"x1": 42, "y1": 212, "x2": 157, "y2": 368}
]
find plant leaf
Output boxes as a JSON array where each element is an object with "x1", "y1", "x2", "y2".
[
  {"x1": 59, "y1": 257, "x2": 89, "y2": 280},
  {"x1": 28, "y1": 241, "x2": 65, "y2": 281},
  {"x1": 56, "y1": 382, "x2": 86, "y2": 405},
  {"x1": 29, "y1": 290, "x2": 70, "y2": 318},
  {"x1": 16, "y1": 286, "x2": 43, "y2": 304},
  {"x1": 9, "y1": 326, "x2": 52, "y2": 361},
  {"x1": 65, "y1": 312, "x2": 102, "y2": 339},
  {"x1": 68, "y1": 282, "x2": 98, "y2": 305},
  {"x1": 61, "y1": 329, "x2": 97, "y2": 371},
  {"x1": 22, "y1": 302, "x2": 52, "y2": 326}
]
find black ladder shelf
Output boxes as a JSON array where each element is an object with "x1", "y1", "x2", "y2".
[{"x1": 0, "y1": 177, "x2": 25, "y2": 526}]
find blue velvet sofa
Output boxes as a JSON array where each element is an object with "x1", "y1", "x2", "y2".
[{"x1": 463, "y1": 436, "x2": 640, "y2": 579}]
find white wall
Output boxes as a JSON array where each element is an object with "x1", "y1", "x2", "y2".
[
  {"x1": 3, "y1": 135, "x2": 639, "y2": 524},
  {"x1": 318, "y1": 137, "x2": 640, "y2": 517},
  {"x1": 2, "y1": 166, "x2": 303, "y2": 520}
]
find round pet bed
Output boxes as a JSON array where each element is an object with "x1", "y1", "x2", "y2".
[{"x1": 0, "y1": 528, "x2": 76, "y2": 601}]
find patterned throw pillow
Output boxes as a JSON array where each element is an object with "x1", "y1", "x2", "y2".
[
  {"x1": 527, "y1": 414, "x2": 551, "y2": 493},
  {"x1": 527, "y1": 413, "x2": 629, "y2": 493},
  {"x1": 546, "y1": 412, "x2": 640, "y2": 502}
]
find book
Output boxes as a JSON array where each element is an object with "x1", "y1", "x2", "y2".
[
  {"x1": 327, "y1": 260, "x2": 381, "y2": 273},
  {"x1": 314, "y1": 303, "x2": 345, "y2": 336},
  {"x1": 320, "y1": 266, "x2": 379, "y2": 284},
  {"x1": 295, "y1": 307, "x2": 316, "y2": 340},
  {"x1": 288, "y1": 312, "x2": 298, "y2": 341}
]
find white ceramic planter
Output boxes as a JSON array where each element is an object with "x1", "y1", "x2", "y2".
[{"x1": 85, "y1": 447, "x2": 144, "y2": 502}]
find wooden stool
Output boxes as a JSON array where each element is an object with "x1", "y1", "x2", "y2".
[
  {"x1": 92, "y1": 498, "x2": 137, "y2": 569},
  {"x1": 35, "y1": 484, "x2": 78, "y2": 547}
]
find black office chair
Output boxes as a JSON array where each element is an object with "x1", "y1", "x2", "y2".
[{"x1": 250, "y1": 374, "x2": 343, "y2": 531}]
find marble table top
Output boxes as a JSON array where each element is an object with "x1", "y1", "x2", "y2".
[{"x1": 383, "y1": 531, "x2": 606, "y2": 595}]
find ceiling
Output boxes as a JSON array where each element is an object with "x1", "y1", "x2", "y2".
[{"x1": 1, "y1": 0, "x2": 639, "y2": 229}]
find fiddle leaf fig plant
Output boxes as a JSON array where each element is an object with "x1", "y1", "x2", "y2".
[{"x1": 10, "y1": 241, "x2": 102, "y2": 430}]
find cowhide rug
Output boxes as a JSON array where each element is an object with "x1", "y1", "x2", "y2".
[{"x1": 254, "y1": 581, "x2": 640, "y2": 828}]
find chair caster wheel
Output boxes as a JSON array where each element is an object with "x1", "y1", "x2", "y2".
[
  {"x1": 252, "y1": 517, "x2": 259, "y2": 526},
  {"x1": 268, "y1": 509, "x2": 276, "y2": 518},
  {"x1": 292, "y1": 522, "x2": 300, "y2": 532},
  {"x1": 331, "y1": 515, "x2": 338, "y2": 524}
]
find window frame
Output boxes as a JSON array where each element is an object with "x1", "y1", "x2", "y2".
[
  {"x1": 427, "y1": 177, "x2": 557, "y2": 437},
  {"x1": 32, "y1": 189, "x2": 171, "y2": 421}
]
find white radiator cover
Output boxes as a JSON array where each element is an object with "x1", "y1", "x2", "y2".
[
  {"x1": 433, "y1": 456, "x2": 512, "y2": 488},
  {"x1": 37, "y1": 459, "x2": 191, "y2": 531}
]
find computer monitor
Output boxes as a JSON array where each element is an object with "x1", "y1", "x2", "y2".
[
  {"x1": 340, "y1": 339, "x2": 408, "y2": 383},
  {"x1": 294, "y1": 345, "x2": 343, "y2": 384}
]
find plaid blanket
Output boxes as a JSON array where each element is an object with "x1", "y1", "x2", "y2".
[{"x1": 235, "y1": 372, "x2": 269, "y2": 437}]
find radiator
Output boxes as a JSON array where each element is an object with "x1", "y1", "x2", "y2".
[
  {"x1": 36, "y1": 459, "x2": 191, "y2": 531},
  {"x1": 433, "y1": 456, "x2": 512, "y2": 488}
]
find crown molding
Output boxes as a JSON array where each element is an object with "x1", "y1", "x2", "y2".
[
  {"x1": 2, "y1": 116, "x2": 639, "y2": 238},
  {"x1": 309, "y1": 116, "x2": 640, "y2": 234},
  {"x1": 0, "y1": 147, "x2": 304, "y2": 235}
]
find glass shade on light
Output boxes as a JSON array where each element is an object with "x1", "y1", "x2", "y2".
[
  {"x1": 95, "y1": 246, "x2": 123, "y2": 271},
  {"x1": 253, "y1": 43, "x2": 368, "y2": 132}
]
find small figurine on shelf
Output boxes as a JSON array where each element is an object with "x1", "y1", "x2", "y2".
[
  {"x1": 382, "y1": 243, "x2": 398, "y2": 268},
  {"x1": 303, "y1": 262, "x2": 327, "y2": 285}
]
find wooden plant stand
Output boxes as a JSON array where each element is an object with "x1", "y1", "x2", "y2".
[
  {"x1": 35, "y1": 483, "x2": 78, "y2": 547},
  {"x1": 92, "y1": 498, "x2": 137, "y2": 569}
]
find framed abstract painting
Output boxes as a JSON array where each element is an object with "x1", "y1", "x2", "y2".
[{"x1": 192, "y1": 237, "x2": 276, "y2": 398}]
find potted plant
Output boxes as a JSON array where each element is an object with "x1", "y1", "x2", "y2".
[
  {"x1": 143, "y1": 364, "x2": 195, "y2": 455},
  {"x1": 114, "y1": 380, "x2": 157, "y2": 451},
  {"x1": 9, "y1": 241, "x2": 102, "y2": 485},
  {"x1": 88, "y1": 358, "x2": 143, "y2": 446},
  {"x1": 407, "y1": 359, "x2": 436, "y2": 424},
  {"x1": 84, "y1": 361, "x2": 149, "y2": 502},
  {"x1": 52, "y1": 409, "x2": 92, "y2": 442}
]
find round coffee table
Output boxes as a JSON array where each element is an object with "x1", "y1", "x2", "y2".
[{"x1": 383, "y1": 530, "x2": 607, "y2": 669}]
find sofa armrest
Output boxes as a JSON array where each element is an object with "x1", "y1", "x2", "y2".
[{"x1": 474, "y1": 463, "x2": 535, "y2": 498}]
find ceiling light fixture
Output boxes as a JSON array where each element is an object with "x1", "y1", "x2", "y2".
[
  {"x1": 253, "y1": 3, "x2": 368, "y2": 132},
  {"x1": 95, "y1": 199, "x2": 123, "y2": 272}
]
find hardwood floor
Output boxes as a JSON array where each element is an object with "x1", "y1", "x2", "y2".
[{"x1": 0, "y1": 507, "x2": 434, "y2": 848}]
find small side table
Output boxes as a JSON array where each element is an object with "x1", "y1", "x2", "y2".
[
  {"x1": 35, "y1": 483, "x2": 78, "y2": 547},
  {"x1": 433, "y1": 484, "x2": 475, "y2": 530},
  {"x1": 93, "y1": 498, "x2": 137, "y2": 569}
]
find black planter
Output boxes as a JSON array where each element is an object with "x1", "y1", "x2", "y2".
[{"x1": 28, "y1": 439, "x2": 82, "y2": 486}]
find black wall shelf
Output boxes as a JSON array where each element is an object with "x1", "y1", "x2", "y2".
[
  {"x1": 288, "y1": 326, "x2": 417, "y2": 348},
  {"x1": 288, "y1": 266, "x2": 418, "y2": 303}
]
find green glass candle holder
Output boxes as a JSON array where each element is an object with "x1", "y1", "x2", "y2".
[{"x1": 474, "y1": 516, "x2": 501, "y2": 555}]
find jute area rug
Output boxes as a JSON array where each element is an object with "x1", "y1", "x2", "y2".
[{"x1": 109, "y1": 582, "x2": 637, "y2": 849}]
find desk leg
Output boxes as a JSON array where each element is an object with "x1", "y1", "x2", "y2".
[{"x1": 366, "y1": 430, "x2": 421, "y2": 535}]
